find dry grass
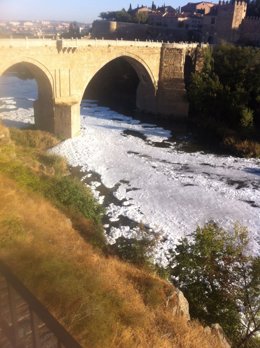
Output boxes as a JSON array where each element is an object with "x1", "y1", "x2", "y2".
[
  {"x1": 0, "y1": 124, "x2": 16, "y2": 163},
  {"x1": 0, "y1": 175, "x2": 227, "y2": 348},
  {"x1": 0, "y1": 125, "x2": 227, "y2": 347},
  {"x1": 223, "y1": 136, "x2": 260, "y2": 158},
  {"x1": 9, "y1": 127, "x2": 59, "y2": 150},
  {"x1": 8, "y1": 127, "x2": 67, "y2": 177}
]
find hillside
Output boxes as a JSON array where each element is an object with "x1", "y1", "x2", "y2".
[{"x1": 0, "y1": 123, "x2": 229, "y2": 348}]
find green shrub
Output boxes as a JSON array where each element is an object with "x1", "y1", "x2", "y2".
[
  {"x1": 37, "y1": 153, "x2": 67, "y2": 176},
  {"x1": 110, "y1": 229, "x2": 159, "y2": 270},
  {"x1": 46, "y1": 176, "x2": 103, "y2": 223},
  {"x1": 240, "y1": 107, "x2": 254, "y2": 129},
  {"x1": 0, "y1": 161, "x2": 44, "y2": 191},
  {"x1": 168, "y1": 222, "x2": 260, "y2": 347},
  {"x1": 0, "y1": 162, "x2": 104, "y2": 238}
]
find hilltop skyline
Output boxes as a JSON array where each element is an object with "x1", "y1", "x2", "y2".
[{"x1": 0, "y1": 0, "x2": 217, "y2": 23}]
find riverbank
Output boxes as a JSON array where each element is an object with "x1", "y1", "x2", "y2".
[
  {"x1": 189, "y1": 116, "x2": 260, "y2": 158},
  {"x1": 1, "y1": 74, "x2": 259, "y2": 346},
  {"x1": 0, "y1": 123, "x2": 232, "y2": 348}
]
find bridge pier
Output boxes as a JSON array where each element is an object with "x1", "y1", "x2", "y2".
[
  {"x1": 34, "y1": 98, "x2": 55, "y2": 133},
  {"x1": 53, "y1": 99, "x2": 81, "y2": 139},
  {"x1": 157, "y1": 78, "x2": 189, "y2": 117},
  {"x1": 156, "y1": 45, "x2": 190, "y2": 118},
  {"x1": 136, "y1": 81, "x2": 157, "y2": 113}
]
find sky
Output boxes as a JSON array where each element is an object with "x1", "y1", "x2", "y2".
[{"x1": 0, "y1": 0, "x2": 207, "y2": 23}]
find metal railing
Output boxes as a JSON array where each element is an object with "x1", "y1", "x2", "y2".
[{"x1": 0, "y1": 260, "x2": 82, "y2": 348}]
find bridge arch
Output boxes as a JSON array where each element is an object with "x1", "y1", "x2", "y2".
[
  {"x1": 115, "y1": 52, "x2": 157, "y2": 88},
  {"x1": 0, "y1": 57, "x2": 54, "y2": 88},
  {"x1": 0, "y1": 58, "x2": 55, "y2": 132},
  {"x1": 81, "y1": 54, "x2": 157, "y2": 113}
]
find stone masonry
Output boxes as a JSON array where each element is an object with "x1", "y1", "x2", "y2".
[{"x1": 0, "y1": 39, "x2": 206, "y2": 138}]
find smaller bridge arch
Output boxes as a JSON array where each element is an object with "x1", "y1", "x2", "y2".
[
  {"x1": 0, "y1": 58, "x2": 55, "y2": 132},
  {"x1": 0, "y1": 56, "x2": 54, "y2": 93}
]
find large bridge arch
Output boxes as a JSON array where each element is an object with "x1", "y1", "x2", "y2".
[
  {"x1": 80, "y1": 53, "x2": 158, "y2": 113},
  {"x1": 0, "y1": 58, "x2": 55, "y2": 132}
]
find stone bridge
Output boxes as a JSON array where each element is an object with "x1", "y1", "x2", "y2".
[{"x1": 0, "y1": 38, "x2": 206, "y2": 138}]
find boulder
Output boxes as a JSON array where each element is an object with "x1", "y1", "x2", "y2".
[
  {"x1": 168, "y1": 289, "x2": 191, "y2": 321},
  {"x1": 204, "y1": 323, "x2": 231, "y2": 348}
]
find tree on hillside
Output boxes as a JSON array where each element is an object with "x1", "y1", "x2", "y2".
[
  {"x1": 168, "y1": 222, "x2": 260, "y2": 347},
  {"x1": 99, "y1": 9, "x2": 132, "y2": 22},
  {"x1": 99, "y1": 11, "x2": 116, "y2": 20},
  {"x1": 188, "y1": 45, "x2": 260, "y2": 132}
]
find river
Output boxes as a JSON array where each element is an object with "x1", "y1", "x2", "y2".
[{"x1": 0, "y1": 76, "x2": 259, "y2": 264}]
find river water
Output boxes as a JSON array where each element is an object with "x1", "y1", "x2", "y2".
[{"x1": 0, "y1": 76, "x2": 259, "y2": 263}]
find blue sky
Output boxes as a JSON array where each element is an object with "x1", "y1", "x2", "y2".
[{"x1": 0, "y1": 0, "x2": 212, "y2": 23}]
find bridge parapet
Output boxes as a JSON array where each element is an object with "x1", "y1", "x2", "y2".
[
  {"x1": 60, "y1": 38, "x2": 164, "y2": 48},
  {"x1": 0, "y1": 38, "x2": 205, "y2": 50},
  {"x1": 162, "y1": 42, "x2": 208, "y2": 49},
  {"x1": 0, "y1": 38, "x2": 163, "y2": 49},
  {"x1": 0, "y1": 38, "x2": 57, "y2": 48}
]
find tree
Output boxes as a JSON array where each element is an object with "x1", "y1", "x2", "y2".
[
  {"x1": 188, "y1": 45, "x2": 260, "y2": 132},
  {"x1": 152, "y1": 1, "x2": 157, "y2": 10},
  {"x1": 99, "y1": 10, "x2": 131, "y2": 22},
  {"x1": 247, "y1": 0, "x2": 260, "y2": 17},
  {"x1": 110, "y1": 228, "x2": 160, "y2": 270},
  {"x1": 62, "y1": 21, "x2": 81, "y2": 38},
  {"x1": 168, "y1": 222, "x2": 260, "y2": 347}
]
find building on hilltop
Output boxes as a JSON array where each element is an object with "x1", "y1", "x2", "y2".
[
  {"x1": 129, "y1": 5, "x2": 151, "y2": 15},
  {"x1": 147, "y1": 11, "x2": 179, "y2": 28},
  {"x1": 156, "y1": 5, "x2": 176, "y2": 13},
  {"x1": 92, "y1": 1, "x2": 259, "y2": 45},
  {"x1": 181, "y1": 2, "x2": 215, "y2": 15},
  {"x1": 202, "y1": 1, "x2": 247, "y2": 43}
]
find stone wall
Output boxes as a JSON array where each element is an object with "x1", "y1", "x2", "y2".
[
  {"x1": 92, "y1": 20, "x2": 189, "y2": 42},
  {"x1": 92, "y1": 20, "x2": 150, "y2": 40},
  {"x1": 240, "y1": 17, "x2": 260, "y2": 45}
]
